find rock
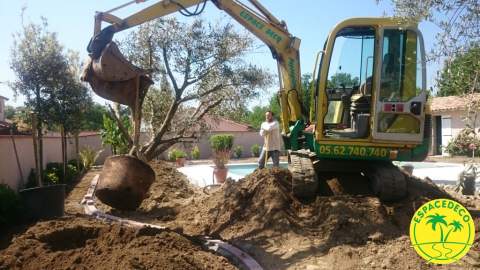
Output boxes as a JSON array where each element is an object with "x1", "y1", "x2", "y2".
[{"x1": 368, "y1": 232, "x2": 384, "y2": 243}]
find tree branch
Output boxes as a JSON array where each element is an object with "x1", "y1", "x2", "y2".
[
  {"x1": 195, "y1": 98, "x2": 223, "y2": 121},
  {"x1": 180, "y1": 49, "x2": 192, "y2": 91},
  {"x1": 162, "y1": 46, "x2": 180, "y2": 95},
  {"x1": 179, "y1": 84, "x2": 224, "y2": 103},
  {"x1": 159, "y1": 134, "x2": 196, "y2": 145}
]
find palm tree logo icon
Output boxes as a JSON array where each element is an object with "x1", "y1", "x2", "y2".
[{"x1": 410, "y1": 199, "x2": 475, "y2": 264}]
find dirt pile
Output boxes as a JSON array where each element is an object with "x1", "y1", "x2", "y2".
[
  {"x1": 158, "y1": 168, "x2": 479, "y2": 269},
  {"x1": 0, "y1": 217, "x2": 236, "y2": 270},
  {"x1": 173, "y1": 168, "x2": 450, "y2": 240}
]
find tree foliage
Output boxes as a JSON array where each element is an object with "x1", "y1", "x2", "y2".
[
  {"x1": 4, "y1": 105, "x2": 15, "y2": 120},
  {"x1": 120, "y1": 18, "x2": 272, "y2": 160},
  {"x1": 81, "y1": 103, "x2": 108, "y2": 131},
  {"x1": 244, "y1": 73, "x2": 311, "y2": 129},
  {"x1": 380, "y1": 0, "x2": 480, "y2": 59},
  {"x1": 100, "y1": 113, "x2": 131, "y2": 155},
  {"x1": 437, "y1": 45, "x2": 480, "y2": 96},
  {"x1": 10, "y1": 19, "x2": 69, "y2": 129},
  {"x1": 327, "y1": 72, "x2": 360, "y2": 89}
]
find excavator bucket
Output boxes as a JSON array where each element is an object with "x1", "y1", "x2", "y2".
[{"x1": 81, "y1": 41, "x2": 153, "y2": 108}]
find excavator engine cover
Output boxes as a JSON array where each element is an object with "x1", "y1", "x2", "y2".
[
  {"x1": 81, "y1": 41, "x2": 153, "y2": 108},
  {"x1": 95, "y1": 155, "x2": 155, "y2": 210}
]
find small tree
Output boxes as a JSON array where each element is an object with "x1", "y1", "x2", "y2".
[{"x1": 10, "y1": 18, "x2": 72, "y2": 185}]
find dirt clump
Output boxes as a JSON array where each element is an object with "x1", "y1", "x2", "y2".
[{"x1": 0, "y1": 216, "x2": 236, "y2": 270}]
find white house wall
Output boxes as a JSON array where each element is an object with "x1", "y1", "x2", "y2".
[{"x1": 432, "y1": 110, "x2": 480, "y2": 156}]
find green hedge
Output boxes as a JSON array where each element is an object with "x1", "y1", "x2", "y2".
[
  {"x1": 0, "y1": 184, "x2": 24, "y2": 227},
  {"x1": 26, "y1": 160, "x2": 81, "y2": 188}
]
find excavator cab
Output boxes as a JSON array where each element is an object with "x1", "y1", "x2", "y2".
[{"x1": 314, "y1": 19, "x2": 427, "y2": 148}]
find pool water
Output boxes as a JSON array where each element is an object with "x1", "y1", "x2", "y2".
[
  {"x1": 227, "y1": 163, "x2": 288, "y2": 177},
  {"x1": 225, "y1": 161, "x2": 464, "y2": 181}
]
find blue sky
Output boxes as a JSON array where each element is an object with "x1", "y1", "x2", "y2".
[{"x1": 0, "y1": 0, "x2": 441, "y2": 108}]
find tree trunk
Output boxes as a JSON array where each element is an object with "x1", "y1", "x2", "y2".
[
  {"x1": 75, "y1": 132, "x2": 80, "y2": 170},
  {"x1": 31, "y1": 113, "x2": 42, "y2": 187},
  {"x1": 61, "y1": 125, "x2": 66, "y2": 182},
  {"x1": 38, "y1": 129, "x2": 43, "y2": 183},
  {"x1": 10, "y1": 130, "x2": 24, "y2": 187}
]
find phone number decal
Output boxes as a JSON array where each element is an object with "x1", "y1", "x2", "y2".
[{"x1": 318, "y1": 145, "x2": 389, "y2": 158}]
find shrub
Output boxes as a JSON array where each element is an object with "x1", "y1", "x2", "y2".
[
  {"x1": 209, "y1": 134, "x2": 234, "y2": 152},
  {"x1": 0, "y1": 184, "x2": 24, "y2": 226},
  {"x1": 45, "y1": 171, "x2": 60, "y2": 184},
  {"x1": 79, "y1": 147, "x2": 102, "y2": 170},
  {"x1": 233, "y1": 145, "x2": 243, "y2": 158},
  {"x1": 209, "y1": 135, "x2": 234, "y2": 169},
  {"x1": 168, "y1": 149, "x2": 187, "y2": 161},
  {"x1": 251, "y1": 144, "x2": 261, "y2": 157},
  {"x1": 191, "y1": 146, "x2": 200, "y2": 160},
  {"x1": 68, "y1": 159, "x2": 83, "y2": 171},
  {"x1": 26, "y1": 161, "x2": 81, "y2": 188},
  {"x1": 444, "y1": 128, "x2": 480, "y2": 156}
]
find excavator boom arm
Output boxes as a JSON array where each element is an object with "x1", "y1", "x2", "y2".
[{"x1": 93, "y1": 0, "x2": 304, "y2": 133}]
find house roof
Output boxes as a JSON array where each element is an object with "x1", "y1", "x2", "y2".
[
  {"x1": 203, "y1": 115, "x2": 253, "y2": 132},
  {"x1": 431, "y1": 94, "x2": 480, "y2": 112}
]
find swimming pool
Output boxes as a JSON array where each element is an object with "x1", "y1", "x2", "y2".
[
  {"x1": 179, "y1": 161, "x2": 467, "y2": 187},
  {"x1": 227, "y1": 163, "x2": 288, "y2": 177}
]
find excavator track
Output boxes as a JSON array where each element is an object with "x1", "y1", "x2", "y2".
[
  {"x1": 288, "y1": 150, "x2": 318, "y2": 200},
  {"x1": 287, "y1": 153, "x2": 407, "y2": 202},
  {"x1": 366, "y1": 162, "x2": 407, "y2": 201}
]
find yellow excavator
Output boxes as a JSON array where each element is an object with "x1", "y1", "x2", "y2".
[{"x1": 83, "y1": 0, "x2": 430, "y2": 207}]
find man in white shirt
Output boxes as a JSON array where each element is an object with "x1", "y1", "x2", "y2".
[{"x1": 258, "y1": 110, "x2": 282, "y2": 169}]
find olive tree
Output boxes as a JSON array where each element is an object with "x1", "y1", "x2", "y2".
[
  {"x1": 10, "y1": 19, "x2": 70, "y2": 184},
  {"x1": 120, "y1": 18, "x2": 272, "y2": 160}
]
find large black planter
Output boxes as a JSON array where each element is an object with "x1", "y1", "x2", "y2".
[{"x1": 19, "y1": 184, "x2": 66, "y2": 221}]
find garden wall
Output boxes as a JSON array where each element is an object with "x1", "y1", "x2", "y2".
[
  {"x1": 157, "y1": 131, "x2": 269, "y2": 160},
  {"x1": 0, "y1": 133, "x2": 110, "y2": 190}
]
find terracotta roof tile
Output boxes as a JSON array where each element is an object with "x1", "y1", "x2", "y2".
[
  {"x1": 203, "y1": 115, "x2": 253, "y2": 132},
  {"x1": 431, "y1": 93, "x2": 480, "y2": 112}
]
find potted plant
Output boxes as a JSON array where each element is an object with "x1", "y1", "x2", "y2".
[
  {"x1": 168, "y1": 149, "x2": 187, "y2": 167},
  {"x1": 251, "y1": 144, "x2": 261, "y2": 157},
  {"x1": 210, "y1": 134, "x2": 234, "y2": 183},
  {"x1": 191, "y1": 145, "x2": 200, "y2": 160},
  {"x1": 175, "y1": 150, "x2": 187, "y2": 167},
  {"x1": 233, "y1": 145, "x2": 243, "y2": 159}
]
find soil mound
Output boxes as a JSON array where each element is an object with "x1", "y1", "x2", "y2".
[
  {"x1": 0, "y1": 217, "x2": 236, "y2": 270},
  {"x1": 175, "y1": 168, "x2": 453, "y2": 242}
]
